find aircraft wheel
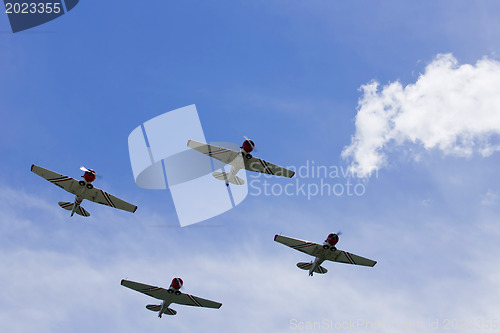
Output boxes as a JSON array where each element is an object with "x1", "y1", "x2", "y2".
[
  {"x1": 86, "y1": 184, "x2": 93, "y2": 189},
  {"x1": 78, "y1": 180, "x2": 85, "y2": 186},
  {"x1": 330, "y1": 246, "x2": 337, "y2": 251},
  {"x1": 245, "y1": 154, "x2": 252, "y2": 159},
  {"x1": 323, "y1": 245, "x2": 329, "y2": 250},
  {"x1": 167, "y1": 289, "x2": 174, "y2": 294},
  {"x1": 174, "y1": 290, "x2": 181, "y2": 295}
]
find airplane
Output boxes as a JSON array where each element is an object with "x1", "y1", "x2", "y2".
[
  {"x1": 30, "y1": 164, "x2": 137, "y2": 217},
  {"x1": 274, "y1": 233, "x2": 377, "y2": 276},
  {"x1": 187, "y1": 138, "x2": 295, "y2": 186},
  {"x1": 121, "y1": 278, "x2": 222, "y2": 318}
]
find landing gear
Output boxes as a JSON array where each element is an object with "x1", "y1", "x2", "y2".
[
  {"x1": 78, "y1": 180, "x2": 85, "y2": 186},
  {"x1": 323, "y1": 245, "x2": 329, "y2": 249},
  {"x1": 174, "y1": 290, "x2": 181, "y2": 295},
  {"x1": 245, "y1": 154, "x2": 252, "y2": 159},
  {"x1": 167, "y1": 289, "x2": 174, "y2": 294},
  {"x1": 86, "y1": 184, "x2": 93, "y2": 189},
  {"x1": 330, "y1": 246, "x2": 337, "y2": 251}
]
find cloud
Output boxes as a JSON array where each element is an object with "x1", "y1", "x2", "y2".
[
  {"x1": 342, "y1": 54, "x2": 500, "y2": 177},
  {"x1": 2, "y1": 185, "x2": 500, "y2": 332},
  {"x1": 481, "y1": 190, "x2": 499, "y2": 206}
]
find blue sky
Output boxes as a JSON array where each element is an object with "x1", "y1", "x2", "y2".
[{"x1": 1, "y1": 1, "x2": 500, "y2": 332}]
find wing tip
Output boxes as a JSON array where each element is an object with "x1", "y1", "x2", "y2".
[
  {"x1": 30, "y1": 164, "x2": 35, "y2": 171},
  {"x1": 273, "y1": 234, "x2": 279, "y2": 241},
  {"x1": 120, "y1": 279, "x2": 126, "y2": 285},
  {"x1": 217, "y1": 303, "x2": 222, "y2": 309},
  {"x1": 187, "y1": 139, "x2": 191, "y2": 147},
  {"x1": 289, "y1": 171, "x2": 295, "y2": 178},
  {"x1": 133, "y1": 206, "x2": 138, "y2": 213}
]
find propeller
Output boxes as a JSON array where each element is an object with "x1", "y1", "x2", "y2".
[
  {"x1": 80, "y1": 166, "x2": 94, "y2": 174},
  {"x1": 80, "y1": 166, "x2": 101, "y2": 178},
  {"x1": 336, "y1": 231, "x2": 342, "y2": 236}
]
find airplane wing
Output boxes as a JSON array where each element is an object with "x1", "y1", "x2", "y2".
[
  {"x1": 275, "y1": 235, "x2": 377, "y2": 267},
  {"x1": 121, "y1": 280, "x2": 171, "y2": 300},
  {"x1": 83, "y1": 187, "x2": 137, "y2": 213},
  {"x1": 121, "y1": 280, "x2": 222, "y2": 309},
  {"x1": 187, "y1": 140, "x2": 240, "y2": 165},
  {"x1": 244, "y1": 157, "x2": 295, "y2": 178},
  {"x1": 327, "y1": 250, "x2": 377, "y2": 267},
  {"x1": 31, "y1": 164, "x2": 81, "y2": 195},
  {"x1": 172, "y1": 293, "x2": 222, "y2": 309},
  {"x1": 274, "y1": 235, "x2": 321, "y2": 256}
]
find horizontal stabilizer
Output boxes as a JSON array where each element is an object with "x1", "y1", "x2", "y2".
[
  {"x1": 146, "y1": 304, "x2": 161, "y2": 312},
  {"x1": 58, "y1": 202, "x2": 90, "y2": 217},
  {"x1": 296, "y1": 262, "x2": 328, "y2": 274},
  {"x1": 231, "y1": 175, "x2": 245, "y2": 185},
  {"x1": 212, "y1": 172, "x2": 245, "y2": 185},
  {"x1": 314, "y1": 266, "x2": 328, "y2": 274},
  {"x1": 297, "y1": 262, "x2": 313, "y2": 270},
  {"x1": 146, "y1": 305, "x2": 177, "y2": 315},
  {"x1": 212, "y1": 172, "x2": 228, "y2": 181}
]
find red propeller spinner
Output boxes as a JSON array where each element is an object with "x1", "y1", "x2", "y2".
[
  {"x1": 326, "y1": 233, "x2": 340, "y2": 246},
  {"x1": 170, "y1": 277, "x2": 183, "y2": 291},
  {"x1": 80, "y1": 166, "x2": 96, "y2": 183},
  {"x1": 241, "y1": 137, "x2": 255, "y2": 153}
]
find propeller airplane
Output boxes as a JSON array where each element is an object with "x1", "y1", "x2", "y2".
[
  {"x1": 187, "y1": 137, "x2": 295, "y2": 186},
  {"x1": 274, "y1": 233, "x2": 377, "y2": 276},
  {"x1": 31, "y1": 164, "x2": 137, "y2": 217},
  {"x1": 121, "y1": 278, "x2": 222, "y2": 318}
]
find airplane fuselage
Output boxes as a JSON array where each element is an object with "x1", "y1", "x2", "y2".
[
  {"x1": 158, "y1": 300, "x2": 172, "y2": 318},
  {"x1": 69, "y1": 176, "x2": 94, "y2": 216},
  {"x1": 70, "y1": 196, "x2": 84, "y2": 216},
  {"x1": 305, "y1": 240, "x2": 338, "y2": 276},
  {"x1": 309, "y1": 257, "x2": 324, "y2": 276},
  {"x1": 225, "y1": 164, "x2": 242, "y2": 185},
  {"x1": 221, "y1": 149, "x2": 247, "y2": 186}
]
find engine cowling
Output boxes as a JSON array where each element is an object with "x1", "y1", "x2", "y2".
[
  {"x1": 325, "y1": 233, "x2": 339, "y2": 246},
  {"x1": 83, "y1": 170, "x2": 96, "y2": 183},
  {"x1": 170, "y1": 277, "x2": 183, "y2": 291},
  {"x1": 242, "y1": 139, "x2": 255, "y2": 153}
]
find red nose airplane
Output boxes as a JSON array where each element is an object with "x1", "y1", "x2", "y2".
[
  {"x1": 187, "y1": 138, "x2": 295, "y2": 186},
  {"x1": 274, "y1": 233, "x2": 377, "y2": 276},
  {"x1": 31, "y1": 164, "x2": 137, "y2": 217},
  {"x1": 121, "y1": 278, "x2": 222, "y2": 318}
]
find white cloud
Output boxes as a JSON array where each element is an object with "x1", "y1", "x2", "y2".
[
  {"x1": 481, "y1": 190, "x2": 499, "y2": 206},
  {"x1": 342, "y1": 54, "x2": 500, "y2": 177},
  {"x1": 2, "y1": 185, "x2": 500, "y2": 332}
]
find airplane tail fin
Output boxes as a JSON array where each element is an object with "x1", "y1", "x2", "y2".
[
  {"x1": 296, "y1": 262, "x2": 328, "y2": 274},
  {"x1": 58, "y1": 202, "x2": 90, "y2": 217},
  {"x1": 146, "y1": 304, "x2": 177, "y2": 316},
  {"x1": 212, "y1": 172, "x2": 245, "y2": 185}
]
